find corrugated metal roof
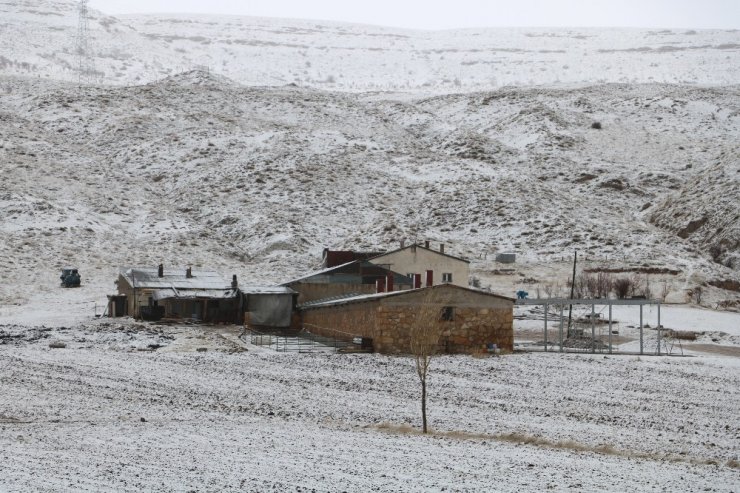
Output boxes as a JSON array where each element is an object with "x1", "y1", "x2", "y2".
[
  {"x1": 241, "y1": 286, "x2": 296, "y2": 295},
  {"x1": 323, "y1": 250, "x2": 386, "y2": 268},
  {"x1": 369, "y1": 243, "x2": 470, "y2": 264},
  {"x1": 281, "y1": 260, "x2": 413, "y2": 286},
  {"x1": 299, "y1": 284, "x2": 515, "y2": 310},
  {"x1": 152, "y1": 288, "x2": 238, "y2": 301},
  {"x1": 280, "y1": 260, "x2": 359, "y2": 286},
  {"x1": 120, "y1": 267, "x2": 233, "y2": 290},
  {"x1": 299, "y1": 290, "x2": 398, "y2": 308}
]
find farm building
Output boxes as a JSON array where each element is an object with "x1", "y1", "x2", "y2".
[
  {"x1": 282, "y1": 260, "x2": 413, "y2": 305},
  {"x1": 367, "y1": 242, "x2": 470, "y2": 288},
  {"x1": 300, "y1": 284, "x2": 514, "y2": 354},
  {"x1": 109, "y1": 265, "x2": 240, "y2": 323}
]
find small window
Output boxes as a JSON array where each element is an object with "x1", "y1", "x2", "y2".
[
  {"x1": 441, "y1": 306, "x2": 454, "y2": 321},
  {"x1": 442, "y1": 273, "x2": 453, "y2": 283}
]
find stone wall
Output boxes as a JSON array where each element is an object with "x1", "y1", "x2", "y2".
[
  {"x1": 301, "y1": 302, "x2": 380, "y2": 342},
  {"x1": 301, "y1": 300, "x2": 513, "y2": 354},
  {"x1": 374, "y1": 305, "x2": 513, "y2": 354}
]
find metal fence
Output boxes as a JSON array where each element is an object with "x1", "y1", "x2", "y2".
[
  {"x1": 514, "y1": 298, "x2": 684, "y2": 356},
  {"x1": 247, "y1": 328, "x2": 363, "y2": 353}
]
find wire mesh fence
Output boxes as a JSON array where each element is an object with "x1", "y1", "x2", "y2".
[{"x1": 246, "y1": 328, "x2": 364, "y2": 353}]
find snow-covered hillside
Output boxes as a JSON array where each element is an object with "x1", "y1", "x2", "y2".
[
  {"x1": 1, "y1": 70, "x2": 738, "y2": 308},
  {"x1": 1, "y1": 0, "x2": 740, "y2": 90},
  {"x1": 1, "y1": 0, "x2": 739, "y2": 308}
]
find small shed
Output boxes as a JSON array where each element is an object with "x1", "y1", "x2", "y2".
[
  {"x1": 241, "y1": 286, "x2": 297, "y2": 329},
  {"x1": 300, "y1": 284, "x2": 514, "y2": 354},
  {"x1": 495, "y1": 252, "x2": 516, "y2": 264}
]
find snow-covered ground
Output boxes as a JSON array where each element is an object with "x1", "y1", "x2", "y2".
[
  {"x1": 515, "y1": 303, "x2": 740, "y2": 355},
  {"x1": 1, "y1": 320, "x2": 739, "y2": 491},
  {"x1": 517, "y1": 304, "x2": 740, "y2": 336}
]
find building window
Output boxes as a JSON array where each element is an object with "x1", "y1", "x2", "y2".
[
  {"x1": 442, "y1": 273, "x2": 453, "y2": 283},
  {"x1": 441, "y1": 306, "x2": 454, "y2": 321}
]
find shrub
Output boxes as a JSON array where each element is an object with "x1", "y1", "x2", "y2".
[
  {"x1": 613, "y1": 277, "x2": 632, "y2": 299},
  {"x1": 692, "y1": 286, "x2": 703, "y2": 304},
  {"x1": 591, "y1": 121, "x2": 602, "y2": 130},
  {"x1": 708, "y1": 243, "x2": 724, "y2": 263}
]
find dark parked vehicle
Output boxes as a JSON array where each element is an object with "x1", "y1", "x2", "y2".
[{"x1": 60, "y1": 268, "x2": 81, "y2": 288}]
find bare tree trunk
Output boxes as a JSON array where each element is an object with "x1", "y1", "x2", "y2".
[
  {"x1": 421, "y1": 377, "x2": 427, "y2": 433},
  {"x1": 410, "y1": 289, "x2": 442, "y2": 434}
]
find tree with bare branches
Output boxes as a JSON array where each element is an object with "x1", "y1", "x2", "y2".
[{"x1": 409, "y1": 290, "x2": 444, "y2": 434}]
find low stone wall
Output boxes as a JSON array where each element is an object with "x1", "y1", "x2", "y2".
[{"x1": 301, "y1": 303, "x2": 379, "y2": 342}]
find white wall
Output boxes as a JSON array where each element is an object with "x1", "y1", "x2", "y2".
[{"x1": 370, "y1": 246, "x2": 469, "y2": 288}]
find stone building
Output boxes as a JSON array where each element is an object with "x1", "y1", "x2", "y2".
[{"x1": 300, "y1": 284, "x2": 514, "y2": 354}]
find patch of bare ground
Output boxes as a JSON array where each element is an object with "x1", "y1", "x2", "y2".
[
  {"x1": 515, "y1": 328, "x2": 632, "y2": 345},
  {"x1": 685, "y1": 344, "x2": 740, "y2": 357},
  {"x1": 583, "y1": 267, "x2": 681, "y2": 275},
  {"x1": 372, "y1": 423, "x2": 740, "y2": 470}
]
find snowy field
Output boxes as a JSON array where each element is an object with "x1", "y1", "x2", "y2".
[{"x1": 1, "y1": 320, "x2": 739, "y2": 492}]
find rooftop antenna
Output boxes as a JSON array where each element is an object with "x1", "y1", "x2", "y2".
[{"x1": 75, "y1": 0, "x2": 97, "y2": 86}]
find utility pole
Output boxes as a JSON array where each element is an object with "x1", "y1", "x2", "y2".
[{"x1": 567, "y1": 250, "x2": 577, "y2": 338}]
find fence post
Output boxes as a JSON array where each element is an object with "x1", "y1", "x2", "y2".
[
  {"x1": 543, "y1": 304, "x2": 548, "y2": 352},
  {"x1": 559, "y1": 305, "x2": 564, "y2": 352},
  {"x1": 591, "y1": 303, "x2": 596, "y2": 354},
  {"x1": 657, "y1": 302, "x2": 661, "y2": 356},
  {"x1": 640, "y1": 305, "x2": 643, "y2": 354},
  {"x1": 608, "y1": 303, "x2": 612, "y2": 354}
]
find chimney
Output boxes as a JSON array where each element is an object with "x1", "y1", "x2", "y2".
[
  {"x1": 157, "y1": 264, "x2": 164, "y2": 278},
  {"x1": 186, "y1": 266, "x2": 193, "y2": 279},
  {"x1": 425, "y1": 270, "x2": 434, "y2": 287},
  {"x1": 376, "y1": 278, "x2": 386, "y2": 293},
  {"x1": 413, "y1": 273, "x2": 422, "y2": 289},
  {"x1": 424, "y1": 240, "x2": 430, "y2": 249},
  {"x1": 440, "y1": 244, "x2": 445, "y2": 254},
  {"x1": 400, "y1": 239, "x2": 406, "y2": 249},
  {"x1": 386, "y1": 273, "x2": 394, "y2": 292},
  {"x1": 232, "y1": 274, "x2": 238, "y2": 289}
]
